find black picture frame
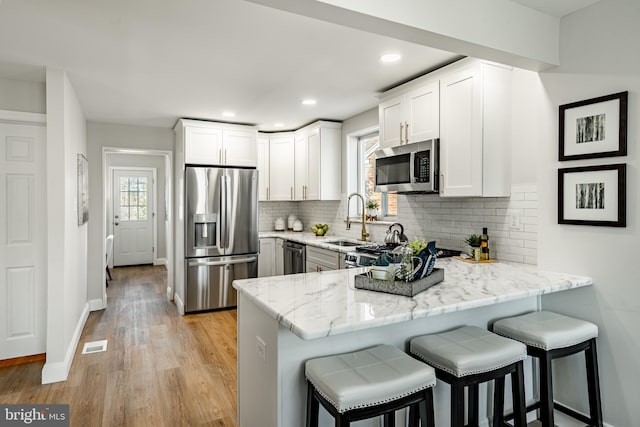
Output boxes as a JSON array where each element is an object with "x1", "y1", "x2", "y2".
[
  {"x1": 558, "y1": 163, "x2": 626, "y2": 227},
  {"x1": 559, "y1": 91, "x2": 628, "y2": 161}
]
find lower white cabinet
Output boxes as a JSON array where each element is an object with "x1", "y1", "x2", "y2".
[
  {"x1": 258, "y1": 238, "x2": 275, "y2": 277},
  {"x1": 305, "y1": 245, "x2": 343, "y2": 272},
  {"x1": 275, "y1": 238, "x2": 284, "y2": 276}
]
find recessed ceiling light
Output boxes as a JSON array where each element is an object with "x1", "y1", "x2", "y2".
[
  {"x1": 301, "y1": 99, "x2": 317, "y2": 106},
  {"x1": 222, "y1": 111, "x2": 235, "y2": 118},
  {"x1": 380, "y1": 53, "x2": 402, "y2": 63},
  {"x1": 273, "y1": 123, "x2": 285, "y2": 128}
]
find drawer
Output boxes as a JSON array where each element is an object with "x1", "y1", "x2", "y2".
[{"x1": 306, "y1": 245, "x2": 341, "y2": 270}]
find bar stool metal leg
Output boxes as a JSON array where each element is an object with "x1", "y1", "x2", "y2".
[{"x1": 306, "y1": 381, "x2": 319, "y2": 427}]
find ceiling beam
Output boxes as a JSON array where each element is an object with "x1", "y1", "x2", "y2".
[{"x1": 246, "y1": 0, "x2": 560, "y2": 71}]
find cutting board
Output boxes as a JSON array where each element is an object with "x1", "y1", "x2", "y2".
[{"x1": 453, "y1": 256, "x2": 498, "y2": 264}]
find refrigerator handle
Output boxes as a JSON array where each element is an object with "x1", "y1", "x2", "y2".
[
  {"x1": 224, "y1": 174, "x2": 231, "y2": 250},
  {"x1": 220, "y1": 174, "x2": 226, "y2": 249},
  {"x1": 187, "y1": 256, "x2": 257, "y2": 267}
]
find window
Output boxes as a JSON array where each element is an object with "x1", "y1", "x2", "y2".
[
  {"x1": 358, "y1": 133, "x2": 397, "y2": 217},
  {"x1": 119, "y1": 176, "x2": 148, "y2": 221}
]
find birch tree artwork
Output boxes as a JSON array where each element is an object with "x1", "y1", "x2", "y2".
[{"x1": 576, "y1": 182, "x2": 605, "y2": 209}]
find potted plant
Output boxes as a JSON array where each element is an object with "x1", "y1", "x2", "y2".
[
  {"x1": 365, "y1": 200, "x2": 379, "y2": 221},
  {"x1": 465, "y1": 234, "x2": 482, "y2": 261}
]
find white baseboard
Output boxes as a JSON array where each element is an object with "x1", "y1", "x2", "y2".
[
  {"x1": 166, "y1": 286, "x2": 174, "y2": 301},
  {"x1": 41, "y1": 302, "x2": 90, "y2": 384},
  {"x1": 154, "y1": 257, "x2": 168, "y2": 267},
  {"x1": 174, "y1": 292, "x2": 185, "y2": 315},
  {"x1": 89, "y1": 298, "x2": 106, "y2": 311}
]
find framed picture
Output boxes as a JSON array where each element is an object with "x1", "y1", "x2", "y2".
[
  {"x1": 77, "y1": 154, "x2": 89, "y2": 225},
  {"x1": 558, "y1": 164, "x2": 626, "y2": 227},
  {"x1": 559, "y1": 91, "x2": 627, "y2": 161}
]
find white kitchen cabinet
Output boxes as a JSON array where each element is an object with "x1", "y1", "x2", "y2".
[
  {"x1": 379, "y1": 81, "x2": 439, "y2": 149},
  {"x1": 258, "y1": 238, "x2": 275, "y2": 277},
  {"x1": 305, "y1": 245, "x2": 343, "y2": 272},
  {"x1": 440, "y1": 60, "x2": 511, "y2": 197},
  {"x1": 294, "y1": 121, "x2": 341, "y2": 201},
  {"x1": 257, "y1": 135, "x2": 269, "y2": 201},
  {"x1": 269, "y1": 134, "x2": 295, "y2": 201},
  {"x1": 176, "y1": 119, "x2": 257, "y2": 167}
]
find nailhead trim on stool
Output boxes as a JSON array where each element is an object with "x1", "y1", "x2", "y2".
[
  {"x1": 493, "y1": 311, "x2": 603, "y2": 427},
  {"x1": 410, "y1": 325, "x2": 528, "y2": 427},
  {"x1": 305, "y1": 344, "x2": 436, "y2": 427}
]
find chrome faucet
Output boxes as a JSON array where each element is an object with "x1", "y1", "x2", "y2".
[{"x1": 346, "y1": 192, "x2": 370, "y2": 242}]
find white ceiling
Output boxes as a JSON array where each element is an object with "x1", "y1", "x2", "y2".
[
  {"x1": 510, "y1": 0, "x2": 601, "y2": 17},
  {"x1": 0, "y1": 0, "x2": 598, "y2": 131}
]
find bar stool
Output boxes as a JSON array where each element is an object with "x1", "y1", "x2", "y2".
[
  {"x1": 410, "y1": 325, "x2": 528, "y2": 427},
  {"x1": 305, "y1": 344, "x2": 436, "y2": 427},
  {"x1": 493, "y1": 311, "x2": 603, "y2": 427}
]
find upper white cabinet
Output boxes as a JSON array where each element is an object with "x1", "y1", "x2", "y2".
[
  {"x1": 269, "y1": 133, "x2": 295, "y2": 201},
  {"x1": 175, "y1": 119, "x2": 257, "y2": 167},
  {"x1": 379, "y1": 80, "x2": 439, "y2": 149},
  {"x1": 294, "y1": 121, "x2": 341, "y2": 201},
  {"x1": 257, "y1": 134, "x2": 270, "y2": 201},
  {"x1": 439, "y1": 60, "x2": 511, "y2": 197}
]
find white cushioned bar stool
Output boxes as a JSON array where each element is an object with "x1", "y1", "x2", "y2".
[
  {"x1": 410, "y1": 325, "x2": 528, "y2": 427},
  {"x1": 305, "y1": 344, "x2": 437, "y2": 427},
  {"x1": 493, "y1": 311, "x2": 603, "y2": 427}
]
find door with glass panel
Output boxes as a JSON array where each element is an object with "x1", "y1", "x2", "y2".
[{"x1": 113, "y1": 169, "x2": 154, "y2": 266}]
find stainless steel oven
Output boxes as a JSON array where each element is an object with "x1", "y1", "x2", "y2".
[{"x1": 375, "y1": 139, "x2": 439, "y2": 193}]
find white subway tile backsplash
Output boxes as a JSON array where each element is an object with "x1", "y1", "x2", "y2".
[{"x1": 259, "y1": 185, "x2": 539, "y2": 265}]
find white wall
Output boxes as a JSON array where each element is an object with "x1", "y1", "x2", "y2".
[
  {"x1": 42, "y1": 69, "x2": 89, "y2": 384},
  {"x1": 0, "y1": 76, "x2": 45, "y2": 113},
  {"x1": 537, "y1": 1, "x2": 640, "y2": 425},
  {"x1": 86, "y1": 122, "x2": 174, "y2": 304}
]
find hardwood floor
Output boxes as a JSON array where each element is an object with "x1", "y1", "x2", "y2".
[{"x1": 0, "y1": 265, "x2": 239, "y2": 427}]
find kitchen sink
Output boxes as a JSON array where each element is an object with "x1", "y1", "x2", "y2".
[{"x1": 325, "y1": 240, "x2": 362, "y2": 247}]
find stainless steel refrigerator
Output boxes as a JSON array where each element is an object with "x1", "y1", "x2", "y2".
[{"x1": 184, "y1": 166, "x2": 258, "y2": 312}]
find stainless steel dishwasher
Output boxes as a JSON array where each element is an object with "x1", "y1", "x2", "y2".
[{"x1": 283, "y1": 241, "x2": 306, "y2": 274}]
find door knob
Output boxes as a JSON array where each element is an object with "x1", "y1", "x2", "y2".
[
  {"x1": 115, "y1": 222, "x2": 119, "y2": 226},
  {"x1": 115, "y1": 215, "x2": 119, "y2": 219}
]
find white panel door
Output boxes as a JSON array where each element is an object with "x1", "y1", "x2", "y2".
[
  {"x1": 294, "y1": 132, "x2": 308, "y2": 200},
  {"x1": 269, "y1": 136, "x2": 294, "y2": 201},
  {"x1": 185, "y1": 126, "x2": 223, "y2": 165},
  {"x1": 440, "y1": 63, "x2": 483, "y2": 197},
  {"x1": 223, "y1": 129, "x2": 257, "y2": 167},
  {"x1": 406, "y1": 81, "x2": 440, "y2": 143},
  {"x1": 257, "y1": 136, "x2": 270, "y2": 201},
  {"x1": 0, "y1": 122, "x2": 46, "y2": 359},
  {"x1": 113, "y1": 170, "x2": 154, "y2": 266},
  {"x1": 306, "y1": 128, "x2": 321, "y2": 201},
  {"x1": 378, "y1": 94, "x2": 404, "y2": 148}
]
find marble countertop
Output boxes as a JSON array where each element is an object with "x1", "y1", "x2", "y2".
[
  {"x1": 258, "y1": 231, "x2": 372, "y2": 253},
  {"x1": 233, "y1": 258, "x2": 593, "y2": 340}
]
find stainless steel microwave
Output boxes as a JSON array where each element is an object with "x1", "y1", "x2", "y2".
[{"x1": 374, "y1": 139, "x2": 439, "y2": 193}]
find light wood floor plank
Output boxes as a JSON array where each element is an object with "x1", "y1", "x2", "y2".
[{"x1": 0, "y1": 265, "x2": 239, "y2": 427}]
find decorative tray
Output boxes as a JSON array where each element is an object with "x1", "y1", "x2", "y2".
[{"x1": 354, "y1": 268, "x2": 444, "y2": 297}]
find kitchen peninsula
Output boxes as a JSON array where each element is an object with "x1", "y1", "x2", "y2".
[{"x1": 233, "y1": 259, "x2": 592, "y2": 427}]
